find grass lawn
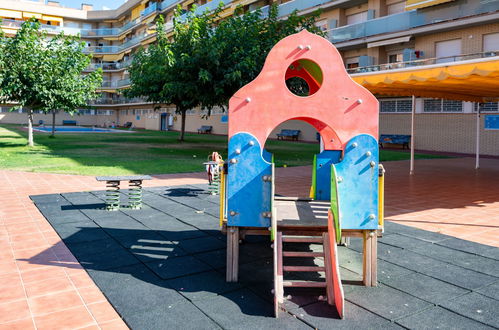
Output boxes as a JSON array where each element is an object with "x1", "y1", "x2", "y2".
[{"x1": 0, "y1": 124, "x2": 447, "y2": 176}]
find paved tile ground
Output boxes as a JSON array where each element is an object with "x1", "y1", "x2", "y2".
[
  {"x1": 30, "y1": 185, "x2": 499, "y2": 329},
  {"x1": 1, "y1": 155, "x2": 498, "y2": 328},
  {"x1": 0, "y1": 171, "x2": 205, "y2": 329},
  {"x1": 275, "y1": 157, "x2": 499, "y2": 247}
]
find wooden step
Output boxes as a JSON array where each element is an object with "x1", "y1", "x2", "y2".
[
  {"x1": 283, "y1": 281, "x2": 327, "y2": 288},
  {"x1": 282, "y1": 251, "x2": 324, "y2": 257},
  {"x1": 282, "y1": 236, "x2": 323, "y2": 243},
  {"x1": 283, "y1": 266, "x2": 325, "y2": 272}
]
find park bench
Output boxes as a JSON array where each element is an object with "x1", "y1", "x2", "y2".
[
  {"x1": 96, "y1": 175, "x2": 152, "y2": 211},
  {"x1": 276, "y1": 129, "x2": 300, "y2": 141},
  {"x1": 62, "y1": 120, "x2": 77, "y2": 126},
  {"x1": 379, "y1": 134, "x2": 411, "y2": 149},
  {"x1": 198, "y1": 125, "x2": 213, "y2": 134}
]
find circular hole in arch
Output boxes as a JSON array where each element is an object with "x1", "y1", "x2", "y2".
[{"x1": 285, "y1": 59, "x2": 323, "y2": 97}]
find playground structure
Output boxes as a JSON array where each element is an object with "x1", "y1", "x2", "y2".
[{"x1": 218, "y1": 30, "x2": 385, "y2": 318}]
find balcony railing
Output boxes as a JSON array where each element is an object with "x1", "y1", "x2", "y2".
[
  {"x1": 90, "y1": 96, "x2": 150, "y2": 105},
  {"x1": 0, "y1": 18, "x2": 81, "y2": 35},
  {"x1": 159, "y1": 0, "x2": 180, "y2": 10},
  {"x1": 329, "y1": 1, "x2": 498, "y2": 43},
  {"x1": 86, "y1": 59, "x2": 133, "y2": 71},
  {"x1": 179, "y1": 0, "x2": 232, "y2": 20},
  {"x1": 347, "y1": 52, "x2": 499, "y2": 74},
  {"x1": 117, "y1": 78, "x2": 131, "y2": 87},
  {"x1": 84, "y1": 33, "x2": 152, "y2": 54},
  {"x1": 141, "y1": 2, "x2": 158, "y2": 17},
  {"x1": 100, "y1": 81, "x2": 117, "y2": 88}
]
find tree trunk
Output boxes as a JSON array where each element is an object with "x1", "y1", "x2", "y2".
[
  {"x1": 51, "y1": 110, "x2": 56, "y2": 137},
  {"x1": 179, "y1": 109, "x2": 186, "y2": 141},
  {"x1": 27, "y1": 108, "x2": 34, "y2": 147}
]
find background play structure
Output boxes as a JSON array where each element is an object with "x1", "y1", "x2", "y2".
[{"x1": 215, "y1": 30, "x2": 385, "y2": 318}]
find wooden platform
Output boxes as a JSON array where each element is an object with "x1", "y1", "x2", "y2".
[{"x1": 275, "y1": 197, "x2": 329, "y2": 229}]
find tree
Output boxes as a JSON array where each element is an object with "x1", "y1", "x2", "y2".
[
  {"x1": 126, "y1": 9, "x2": 219, "y2": 141},
  {"x1": 127, "y1": 3, "x2": 324, "y2": 141},
  {"x1": 197, "y1": 5, "x2": 325, "y2": 113},
  {"x1": 0, "y1": 19, "x2": 102, "y2": 146}
]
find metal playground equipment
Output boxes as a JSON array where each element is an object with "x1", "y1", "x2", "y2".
[{"x1": 218, "y1": 30, "x2": 385, "y2": 318}]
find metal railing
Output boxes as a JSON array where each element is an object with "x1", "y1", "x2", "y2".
[
  {"x1": 84, "y1": 33, "x2": 152, "y2": 54},
  {"x1": 329, "y1": 1, "x2": 498, "y2": 43},
  {"x1": 141, "y1": 2, "x2": 158, "y2": 17},
  {"x1": 347, "y1": 52, "x2": 499, "y2": 74},
  {"x1": 90, "y1": 96, "x2": 150, "y2": 105},
  {"x1": 86, "y1": 59, "x2": 133, "y2": 71},
  {"x1": 117, "y1": 78, "x2": 131, "y2": 87}
]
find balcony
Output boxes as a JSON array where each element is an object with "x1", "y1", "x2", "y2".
[
  {"x1": 276, "y1": 0, "x2": 333, "y2": 17},
  {"x1": 346, "y1": 52, "x2": 499, "y2": 74},
  {"x1": 86, "y1": 59, "x2": 133, "y2": 71},
  {"x1": 0, "y1": 19, "x2": 80, "y2": 35},
  {"x1": 329, "y1": 1, "x2": 498, "y2": 44},
  {"x1": 90, "y1": 96, "x2": 150, "y2": 105},
  {"x1": 100, "y1": 81, "x2": 117, "y2": 88},
  {"x1": 141, "y1": 2, "x2": 158, "y2": 17},
  {"x1": 159, "y1": 0, "x2": 180, "y2": 10},
  {"x1": 117, "y1": 78, "x2": 131, "y2": 87},
  {"x1": 84, "y1": 33, "x2": 152, "y2": 54},
  {"x1": 179, "y1": 0, "x2": 232, "y2": 20}
]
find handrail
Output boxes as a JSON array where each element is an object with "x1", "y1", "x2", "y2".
[{"x1": 347, "y1": 52, "x2": 499, "y2": 74}]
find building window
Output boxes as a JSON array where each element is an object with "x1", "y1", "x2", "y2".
[
  {"x1": 315, "y1": 20, "x2": 328, "y2": 32},
  {"x1": 380, "y1": 99, "x2": 412, "y2": 113},
  {"x1": 345, "y1": 57, "x2": 359, "y2": 69},
  {"x1": 78, "y1": 109, "x2": 92, "y2": 115},
  {"x1": 423, "y1": 99, "x2": 463, "y2": 113},
  {"x1": 474, "y1": 102, "x2": 499, "y2": 113},
  {"x1": 387, "y1": 1, "x2": 406, "y2": 15},
  {"x1": 435, "y1": 39, "x2": 462, "y2": 64},
  {"x1": 346, "y1": 11, "x2": 368, "y2": 25},
  {"x1": 388, "y1": 53, "x2": 403, "y2": 63},
  {"x1": 483, "y1": 33, "x2": 499, "y2": 54}
]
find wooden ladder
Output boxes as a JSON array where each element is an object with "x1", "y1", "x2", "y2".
[{"x1": 274, "y1": 231, "x2": 344, "y2": 318}]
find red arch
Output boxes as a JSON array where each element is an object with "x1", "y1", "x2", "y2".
[{"x1": 228, "y1": 30, "x2": 378, "y2": 150}]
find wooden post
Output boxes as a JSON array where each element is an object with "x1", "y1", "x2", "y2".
[
  {"x1": 410, "y1": 95, "x2": 416, "y2": 175},
  {"x1": 226, "y1": 226, "x2": 239, "y2": 282},
  {"x1": 363, "y1": 230, "x2": 372, "y2": 286},
  {"x1": 475, "y1": 103, "x2": 480, "y2": 170},
  {"x1": 370, "y1": 230, "x2": 377, "y2": 286},
  {"x1": 363, "y1": 230, "x2": 377, "y2": 286},
  {"x1": 274, "y1": 231, "x2": 284, "y2": 317}
]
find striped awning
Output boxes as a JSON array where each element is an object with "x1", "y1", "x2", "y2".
[
  {"x1": 0, "y1": 9, "x2": 22, "y2": 19},
  {"x1": 351, "y1": 57, "x2": 499, "y2": 102},
  {"x1": 23, "y1": 12, "x2": 42, "y2": 19},
  {"x1": 405, "y1": 0, "x2": 455, "y2": 10}
]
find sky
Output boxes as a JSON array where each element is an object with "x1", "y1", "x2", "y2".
[{"x1": 55, "y1": 0, "x2": 126, "y2": 10}]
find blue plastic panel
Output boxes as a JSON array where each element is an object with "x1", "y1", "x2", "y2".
[
  {"x1": 332, "y1": 134, "x2": 379, "y2": 230},
  {"x1": 485, "y1": 115, "x2": 499, "y2": 130},
  {"x1": 227, "y1": 132, "x2": 272, "y2": 227},
  {"x1": 315, "y1": 150, "x2": 342, "y2": 200}
]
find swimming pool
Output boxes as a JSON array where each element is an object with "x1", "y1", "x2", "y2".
[{"x1": 33, "y1": 126, "x2": 119, "y2": 133}]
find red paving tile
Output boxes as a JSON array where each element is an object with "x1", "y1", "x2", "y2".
[
  {"x1": 0, "y1": 317, "x2": 35, "y2": 330},
  {"x1": 0, "y1": 299, "x2": 31, "y2": 324},
  {"x1": 33, "y1": 305, "x2": 97, "y2": 330},
  {"x1": 1, "y1": 157, "x2": 498, "y2": 327},
  {"x1": 0, "y1": 169, "x2": 206, "y2": 329}
]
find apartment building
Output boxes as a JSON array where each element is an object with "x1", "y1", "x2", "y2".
[{"x1": 0, "y1": 0, "x2": 498, "y2": 155}]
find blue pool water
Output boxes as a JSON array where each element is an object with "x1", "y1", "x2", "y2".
[{"x1": 35, "y1": 126, "x2": 112, "y2": 132}]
